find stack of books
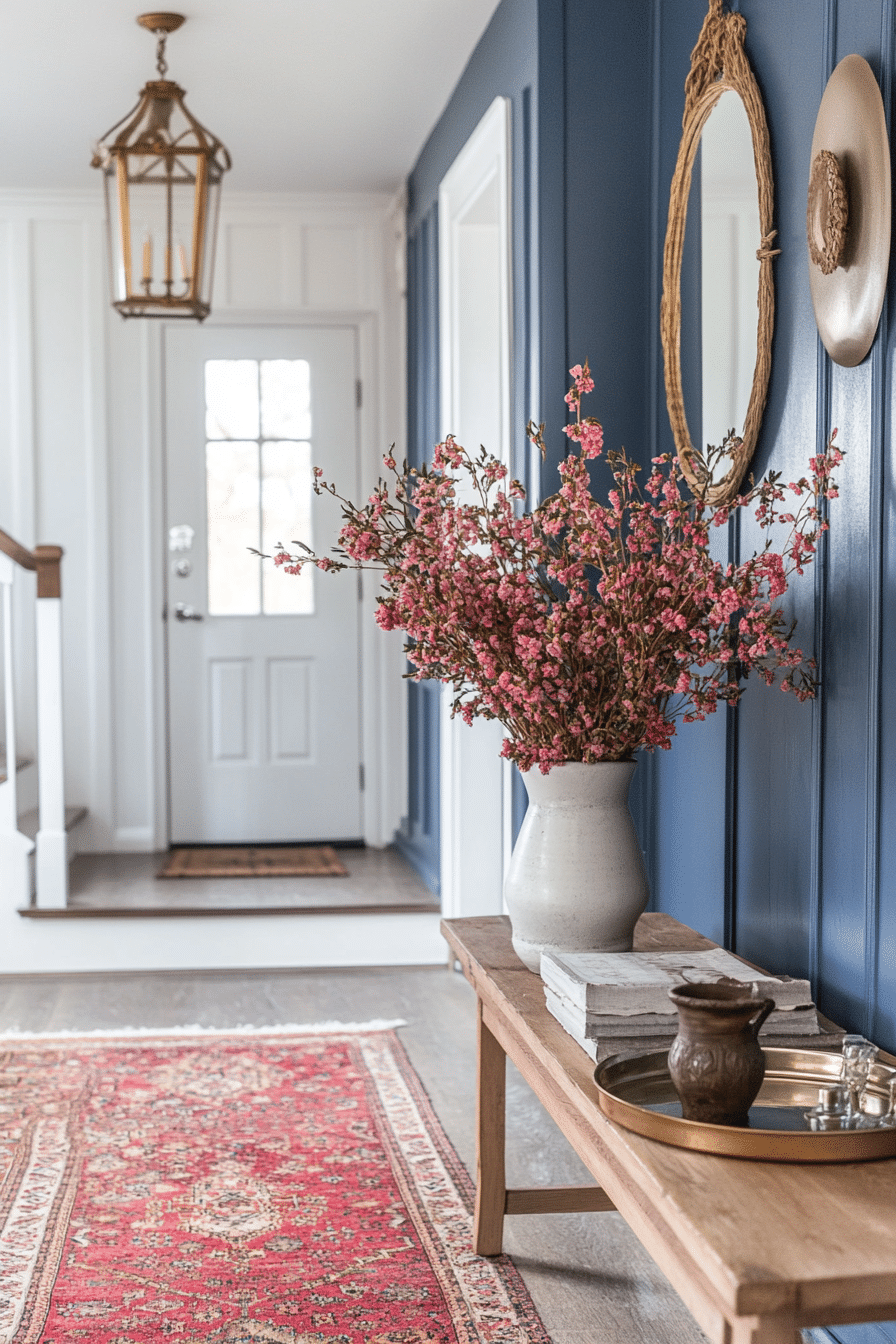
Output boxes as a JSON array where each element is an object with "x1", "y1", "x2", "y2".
[{"x1": 541, "y1": 948, "x2": 844, "y2": 1062}]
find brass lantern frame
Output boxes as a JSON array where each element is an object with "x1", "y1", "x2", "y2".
[{"x1": 92, "y1": 13, "x2": 231, "y2": 321}]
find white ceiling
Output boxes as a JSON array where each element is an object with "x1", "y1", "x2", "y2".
[{"x1": 2, "y1": 1, "x2": 503, "y2": 193}]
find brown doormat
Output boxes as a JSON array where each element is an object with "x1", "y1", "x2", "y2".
[{"x1": 157, "y1": 845, "x2": 349, "y2": 879}]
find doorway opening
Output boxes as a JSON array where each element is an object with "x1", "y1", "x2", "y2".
[{"x1": 437, "y1": 96, "x2": 513, "y2": 919}]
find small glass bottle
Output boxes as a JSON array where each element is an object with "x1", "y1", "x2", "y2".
[
  {"x1": 840, "y1": 1035, "x2": 879, "y2": 1126},
  {"x1": 805, "y1": 1085, "x2": 849, "y2": 1131}
]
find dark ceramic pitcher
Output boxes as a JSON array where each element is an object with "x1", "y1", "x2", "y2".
[{"x1": 667, "y1": 982, "x2": 775, "y2": 1127}]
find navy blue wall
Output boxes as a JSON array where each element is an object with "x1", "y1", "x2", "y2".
[
  {"x1": 403, "y1": 0, "x2": 658, "y2": 886},
  {"x1": 647, "y1": 8, "x2": 896, "y2": 1340},
  {"x1": 407, "y1": 0, "x2": 545, "y2": 485},
  {"x1": 409, "y1": 6, "x2": 896, "y2": 1332},
  {"x1": 395, "y1": 203, "x2": 442, "y2": 889},
  {"x1": 648, "y1": 0, "x2": 896, "y2": 1065}
]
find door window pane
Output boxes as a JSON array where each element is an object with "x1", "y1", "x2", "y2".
[
  {"x1": 205, "y1": 360, "x2": 260, "y2": 439},
  {"x1": 206, "y1": 441, "x2": 261, "y2": 615},
  {"x1": 203, "y1": 357, "x2": 316, "y2": 616},
  {"x1": 262, "y1": 440, "x2": 314, "y2": 615},
  {"x1": 261, "y1": 360, "x2": 311, "y2": 439}
]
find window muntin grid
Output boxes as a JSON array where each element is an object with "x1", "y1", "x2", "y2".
[{"x1": 205, "y1": 359, "x2": 313, "y2": 616}]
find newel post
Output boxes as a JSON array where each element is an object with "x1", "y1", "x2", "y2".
[
  {"x1": 33, "y1": 545, "x2": 67, "y2": 908},
  {"x1": 0, "y1": 553, "x2": 35, "y2": 906}
]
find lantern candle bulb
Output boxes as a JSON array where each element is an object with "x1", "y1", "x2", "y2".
[
  {"x1": 141, "y1": 234, "x2": 152, "y2": 285},
  {"x1": 178, "y1": 243, "x2": 190, "y2": 285}
]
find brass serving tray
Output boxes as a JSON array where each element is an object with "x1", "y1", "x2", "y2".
[{"x1": 594, "y1": 1047, "x2": 896, "y2": 1162}]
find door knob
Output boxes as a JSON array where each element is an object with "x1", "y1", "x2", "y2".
[{"x1": 174, "y1": 602, "x2": 204, "y2": 622}]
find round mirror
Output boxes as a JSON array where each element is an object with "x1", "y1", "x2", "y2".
[{"x1": 661, "y1": 1, "x2": 777, "y2": 507}]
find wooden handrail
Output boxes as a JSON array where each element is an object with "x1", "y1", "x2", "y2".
[
  {"x1": 0, "y1": 530, "x2": 62, "y2": 598},
  {"x1": 0, "y1": 528, "x2": 36, "y2": 571}
]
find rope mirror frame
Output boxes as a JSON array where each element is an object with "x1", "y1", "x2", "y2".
[{"x1": 660, "y1": 0, "x2": 778, "y2": 508}]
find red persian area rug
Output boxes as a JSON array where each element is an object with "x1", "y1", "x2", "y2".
[{"x1": 0, "y1": 1028, "x2": 550, "y2": 1344}]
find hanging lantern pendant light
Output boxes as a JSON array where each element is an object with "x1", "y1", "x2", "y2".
[{"x1": 92, "y1": 13, "x2": 231, "y2": 321}]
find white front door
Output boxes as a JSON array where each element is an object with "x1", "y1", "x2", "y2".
[{"x1": 164, "y1": 323, "x2": 362, "y2": 844}]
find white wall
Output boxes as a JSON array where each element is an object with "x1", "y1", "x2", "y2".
[{"x1": 0, "y1": 188, "x2": 408, "y2": 860}]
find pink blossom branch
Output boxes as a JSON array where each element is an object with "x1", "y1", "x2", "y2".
[{"x1": 271, "y1": 362, "x2": 841, "y2": 772}]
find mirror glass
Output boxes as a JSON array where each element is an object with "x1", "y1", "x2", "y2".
[{"x1": 686, "y1": 90, "x2": 762, "y2": 477}]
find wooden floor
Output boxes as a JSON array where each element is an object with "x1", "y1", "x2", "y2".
[
  {"x1": 0, "y1": 961, "x2": 710, "y2": 1343},
  {"x1": 61, "y1": 845, "x2": 439, "y2": 914}
]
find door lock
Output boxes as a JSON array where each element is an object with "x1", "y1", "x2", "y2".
[{"x1": 174, "y1": 602, "x2": 204, "y2": 622}]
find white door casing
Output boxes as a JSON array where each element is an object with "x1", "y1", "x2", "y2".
[
  {"x1": 438, "y1": 96, "x2": 513, "y2": 919},
  {"x1": 164, "y1": 323, "x2": 363, "y2": 844}
]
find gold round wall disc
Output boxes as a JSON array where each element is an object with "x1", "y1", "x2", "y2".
[{"x1": 807, "y1": 54, "x2": 891, "y2": 367}]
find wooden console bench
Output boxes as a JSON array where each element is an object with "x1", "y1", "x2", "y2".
[{"x1": 441, "y1": 912, "x2": 896, "y2": 1344}]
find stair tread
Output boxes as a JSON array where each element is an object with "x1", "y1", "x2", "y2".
[
  {"x1": 0, "y1": 755, "x2": 34, "y2": 785},
  {"x1": 17, "y1": 805, "x2": 87, "y2": 842}
]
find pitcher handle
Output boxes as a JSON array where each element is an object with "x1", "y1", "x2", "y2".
[{"x1": 749, "y1": 998, "x2": 775, "y2": 1037}]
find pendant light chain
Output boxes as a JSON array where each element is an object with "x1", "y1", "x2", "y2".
[{"x1": 155, "y1": 30, "x2": 169, "y2": 78}]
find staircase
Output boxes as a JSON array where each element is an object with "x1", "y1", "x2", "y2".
[{"x1": 0, "y1": 530, "x2": 83, "y2": 908}]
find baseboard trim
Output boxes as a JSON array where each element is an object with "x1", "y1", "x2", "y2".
[
  {"x1": 113, "y1": 827, "x2": 156, "y2": 852},
  {"x1": 393, "y1": 831, "x2": 440, "y2": 895}
]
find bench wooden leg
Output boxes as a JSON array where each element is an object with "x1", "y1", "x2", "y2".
[
  {"x1": 727, "y1": 1317, "x2": 801, "y2": 1344},
  {"x1": 474, "y1": 1004, "x2": 506, "y2": 1255}
]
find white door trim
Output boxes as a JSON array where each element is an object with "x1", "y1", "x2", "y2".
[
  {"x1": 147, "y1": 309, "x2": 405, "y2": 851},
  {"x1": 437, "y1": 97, "x2": 513, "y2": 918},
  {"x1": 438, "y1": 97, "x2": 512, "y2": 459}
]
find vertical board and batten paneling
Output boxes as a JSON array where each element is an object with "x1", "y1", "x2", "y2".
[
  {"x1": 29, "y1": 214, "x2": 115, "y2": 850},
  {"x1": 108, "y1": 315, "x2": 158, "y2": 849},
  {"x1": 635, "y1": 0, "x2": 730, "y2": 945},
  {"x1": 0, "y1": 190, "x2": 401, "y2": 866},
  {"x1": 648, "y1": 0, "x2": 896, "y2": 1073},
  {"x1": 559, "y1": 0, "x2": 670, "y2": 913},
  {"x1": 219, "y1": 205, "x2": 379, "y2": 314},
  {"x1": 405, "y1": 0, "x2": 896, "y2": 1335},
  {"x1": 395, "y1": 204, "x2": 442, "y2": 890},
  {"x1": 646, "y1": 4, "x2": 895, "y2": 1341},
  {"x1": 816, "y1": 0, "x2": 893, "y2": 1047},
  {"x1": 0, "y1": 218, "x2": 39, "y2": 765},
  {"x1": 734, "y1": 0, "x2": 831, "y2": 983},
  {"x1": 876, "y1": 50, "x2": 896, "y2": 1066},
  {"x1": 225, "y1": 225, "x2": 284, "y2": 308}
]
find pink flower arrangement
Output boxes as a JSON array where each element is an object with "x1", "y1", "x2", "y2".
[{"x1": 275, "y1": 362, "x2": 841, "y2": 773}]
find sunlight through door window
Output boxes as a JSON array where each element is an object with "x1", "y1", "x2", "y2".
[{"x1": 205, "y1": 359, "x2": 314, "y2": 615}]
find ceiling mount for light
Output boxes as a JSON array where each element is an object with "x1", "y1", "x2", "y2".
[
  {"x1": 91, "y1": 12, "x2": 231, "y2": 321},
  {"x1": 137, "y1": 12, "x2": 186, "y2": 76}
]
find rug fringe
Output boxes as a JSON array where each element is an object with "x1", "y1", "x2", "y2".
[{"x1": 0, "y1": 1019, "x2": 407, "y2": 1040}]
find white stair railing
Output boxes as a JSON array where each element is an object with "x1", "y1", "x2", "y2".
[
  {"x1": 0, "y1": 550, "x2": 34, "y2": 903},
  {"x1": 0, "y1": 530, "x2": 66, "y2": 909}
]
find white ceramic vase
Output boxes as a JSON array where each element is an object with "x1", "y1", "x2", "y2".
[{"x1": 504, "y1": 760, "x2": 650, "y2": 973}]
